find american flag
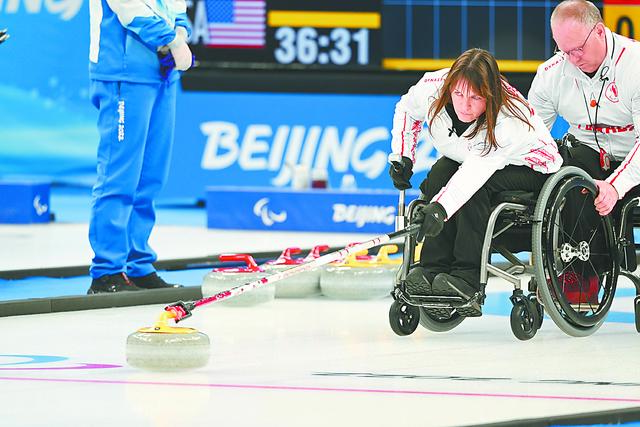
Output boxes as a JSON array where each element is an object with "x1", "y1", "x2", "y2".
[{"x1": 205, "y1": 0, "x2": 266, "y2": 48}]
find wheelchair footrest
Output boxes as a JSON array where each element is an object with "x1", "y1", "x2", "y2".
[
  {"x1": 409, "y1": 294, "x2": 465, "y2": 305},
  {"x1": 456, "y1": 304, "x2": 483, "y2": 317},
  {"x1": 404, "y1": 292, "x2": 484, "y2": 317}
]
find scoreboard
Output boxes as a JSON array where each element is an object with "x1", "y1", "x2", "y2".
[
  {"x1": 186, "y1": 1, "x2": 636, "y2": 75},
  {"x1": 188, "y1": 0, "x2": 381, "y2": 70}
]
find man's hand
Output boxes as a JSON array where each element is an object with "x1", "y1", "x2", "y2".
[
  {"x1": 594, "y1": 180, "x2": 618, "y2": 216},
  {"x1": 388, "y1": 154, "x2": 413, "y2": 190},
  {"x1": 168, "y1": 34, "x2": 193, "y2": 71},
  {"x1": 411, "y1": 202, "x2": 447, "y2": 241}
]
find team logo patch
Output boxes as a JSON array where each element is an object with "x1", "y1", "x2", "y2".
[{"x1": 605, "y1": 82, "x2": 619, "y2": 103}]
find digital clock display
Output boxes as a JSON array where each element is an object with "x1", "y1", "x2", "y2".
[
  {"x1": 274, "y1": 27, "x2": 370, "y2": 66},
  {"x1": 186, "y1": 0, "x2": 381, "y2": 71}
]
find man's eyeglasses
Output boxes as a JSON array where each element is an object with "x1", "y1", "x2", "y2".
[{"x1": 554, "y1": 23, "x2": 597, "y2": 58}]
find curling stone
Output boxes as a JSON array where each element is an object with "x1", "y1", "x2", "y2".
[
  {"x1": 126, "y1": 311, "x2": 210, "y2": 371},
  {"x1": 262, "y1": 245, "x2": 329, "y2": 298},
  {"x1": 202, "y1": 254, "x2": 275, "y2": 306},
  {"x1": 320, "y1": 244, "x2": 401, "y2": 300}
]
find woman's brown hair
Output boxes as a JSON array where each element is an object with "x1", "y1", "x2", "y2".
[{"x1": 428, "y1": 48, "x2": 533, "y2": 154}]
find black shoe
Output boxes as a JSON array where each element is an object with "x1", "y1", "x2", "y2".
[
  {"x1": 128, "y1": 272, "x2": 182, "y2": 289},
  {"x1": 432, "y1": 273, "x2": 478, "y2": 299},
  {"x1": 88, "y1": 273, "x2": 142, "y2": 294},
  {"x1": 404, "y1": 267, "x2": 434, "y2": 295},
  {"x1": 432, "y1": 273, "x2": 482, "y2": 316}
]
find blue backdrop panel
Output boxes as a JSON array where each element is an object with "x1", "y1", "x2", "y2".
[
  {"x1": 206, "y1": 187, "x2": 418, "y2": 233},
  {"x1": 166, "y1": 91, "x2": 439, "y2": 201},
  {"x1": 0, "y1": 0, "x2": 98, "y2": 184}
]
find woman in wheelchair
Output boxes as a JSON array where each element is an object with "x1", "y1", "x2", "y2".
[{"x1": 388, "y1": 48, "x2": 563, "y2": 316}]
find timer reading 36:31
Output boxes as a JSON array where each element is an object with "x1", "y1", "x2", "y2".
[{"x1": 274, "y1": 26, "x2": 370, "y2": 66}]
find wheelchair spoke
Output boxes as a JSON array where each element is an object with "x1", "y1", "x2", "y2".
[
  {"x1": 586, "y1": 226, "x2": 599, "y2": 246},
  {"x1": 567, "y1": 194, "x2": 590, "y2": 244},
  {"x1": 556, "y1": 258, "x2": 578, "y2": 276},
  {"x1": 554, "y1": 215, "x2": 579, "y2": 246}
]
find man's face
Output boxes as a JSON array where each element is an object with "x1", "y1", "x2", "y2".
[{"x1": 552, "y1": 19, "x2": 607, "y2": 74}]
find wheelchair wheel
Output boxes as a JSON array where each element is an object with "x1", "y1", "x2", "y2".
[
  {"x1": 532, "y1": 167, "x2": 618, "y2": 337},
  {"x1": 510, "y1": 303, "x2": 538, "y2": 341},
  {"x1": 418, "y1": 307, "x2": 465, "y2": 332},
  {"x1": 389, "y1": 300, "x2": 420, "y2": 336}
]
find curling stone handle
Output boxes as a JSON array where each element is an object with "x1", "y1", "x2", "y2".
[
  {"x1": 281, "y1": 247, "x2": 302, "y2": 259},
  {"x1": 376, "y1": 244, "x2": 398, "y2": 262},
  {"x1": 311, "y1": 244, "x2": 330, "y2": 257},
  {"x1": 304, "y1": 244, "x2": 330, "y2": 261},
  {"x1": 219, "y1": 253, "x2": 260, "y2": 271}
]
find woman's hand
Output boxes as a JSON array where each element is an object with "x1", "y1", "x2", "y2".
[
  {"x1": 412, "y1": 202, "x2": 447, "y2": 241},
  {"x1": 388, "y1": 154, "x2": 413, "y2": 190}
]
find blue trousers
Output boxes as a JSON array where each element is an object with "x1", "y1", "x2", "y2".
[{"x1": 89, "y1": 79, "x2": 177, "y2": 278}]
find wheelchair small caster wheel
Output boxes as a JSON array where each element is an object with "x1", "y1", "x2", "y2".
[
  {"x1": 527, "y1": 293, "x2": 544, "y2": 329},
  {"x1": 634, "y1": 296, "x2": 640, "y2": 334},
  {"x1": 389, "y1": 300, "x2": 420, "y2": 336},
  {"x1": 510, "y1": 302, "x2": 538, "y2": 341}
]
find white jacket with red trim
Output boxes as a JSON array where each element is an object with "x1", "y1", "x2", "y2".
[
  {"x1": 528, "y1": 28, "x2": 640, "y2": 199},
  {"x1": 390, "y1": 68, "x2": 562, "y2": 218}
]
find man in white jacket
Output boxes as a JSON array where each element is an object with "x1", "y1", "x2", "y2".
[{"x1": 529, "y1": 0, "x2": 640, "y2": 271}]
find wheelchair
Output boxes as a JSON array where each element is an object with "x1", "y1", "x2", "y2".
[{"x1": 389, "y1": 165, "x2": 640, "y2": 340}]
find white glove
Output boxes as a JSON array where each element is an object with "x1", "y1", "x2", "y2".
[
  {"x1": 175, "y1": 26, "x2": 189, "y2": 43},
  {"x1": 168, "y1": 34, "x2": 192, "y2": 71}
]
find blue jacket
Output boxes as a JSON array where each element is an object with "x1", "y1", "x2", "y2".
[{"x1": 89, "y1": 0, "x2": 191, "y2": 83}]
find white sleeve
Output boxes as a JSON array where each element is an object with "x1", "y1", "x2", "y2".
[
  {"x1": 606, "y1": 86, "x2": 640, "y2": 198},
  {"x1": 528, "y1": 70, "x2": 558, "y2": 131},
  {"x1": 390, "y1": 73, "x2": 440, "y2": 161},
  {"x1": 431, "y1": 152, "x2": 509, "y2": 218}
]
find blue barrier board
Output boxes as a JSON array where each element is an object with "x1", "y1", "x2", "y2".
[
  {"x1": 0, "y1": 181, "x2": 50, "y2": 224},
  {"x1": 206, "y1": 187, "x2": 419, "y2": 233}
]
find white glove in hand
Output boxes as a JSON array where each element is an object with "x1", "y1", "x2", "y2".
[
  {"x1": 175, "y1": 26, "x2": 189, "y2": 43},
  {"x1": 168, "y1": 35, "x2": 192, "y2": 71}
]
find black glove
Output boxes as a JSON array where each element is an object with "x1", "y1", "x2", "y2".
[
  {"x1": 388, "y1": 155, "x2": 413, "y2": 190},
  {"x1": 412, "y1": 202, "x2": 447, "y2": 242}
]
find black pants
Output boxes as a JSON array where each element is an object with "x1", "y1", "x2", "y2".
[
  {"x1": 565, "y1": 145, "x2": 637, "y2": 271},
  {"x1": 419, "y1": 157, "x2": 548, "y2": 288}
]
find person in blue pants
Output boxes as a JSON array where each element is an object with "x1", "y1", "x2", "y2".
[{"x1": 87, "y1": 0, "x2": 192, "y2": 293}]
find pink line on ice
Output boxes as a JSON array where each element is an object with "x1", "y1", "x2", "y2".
[{"x1": 0, "y1": 376, "x2": 638, "y2": 403}]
